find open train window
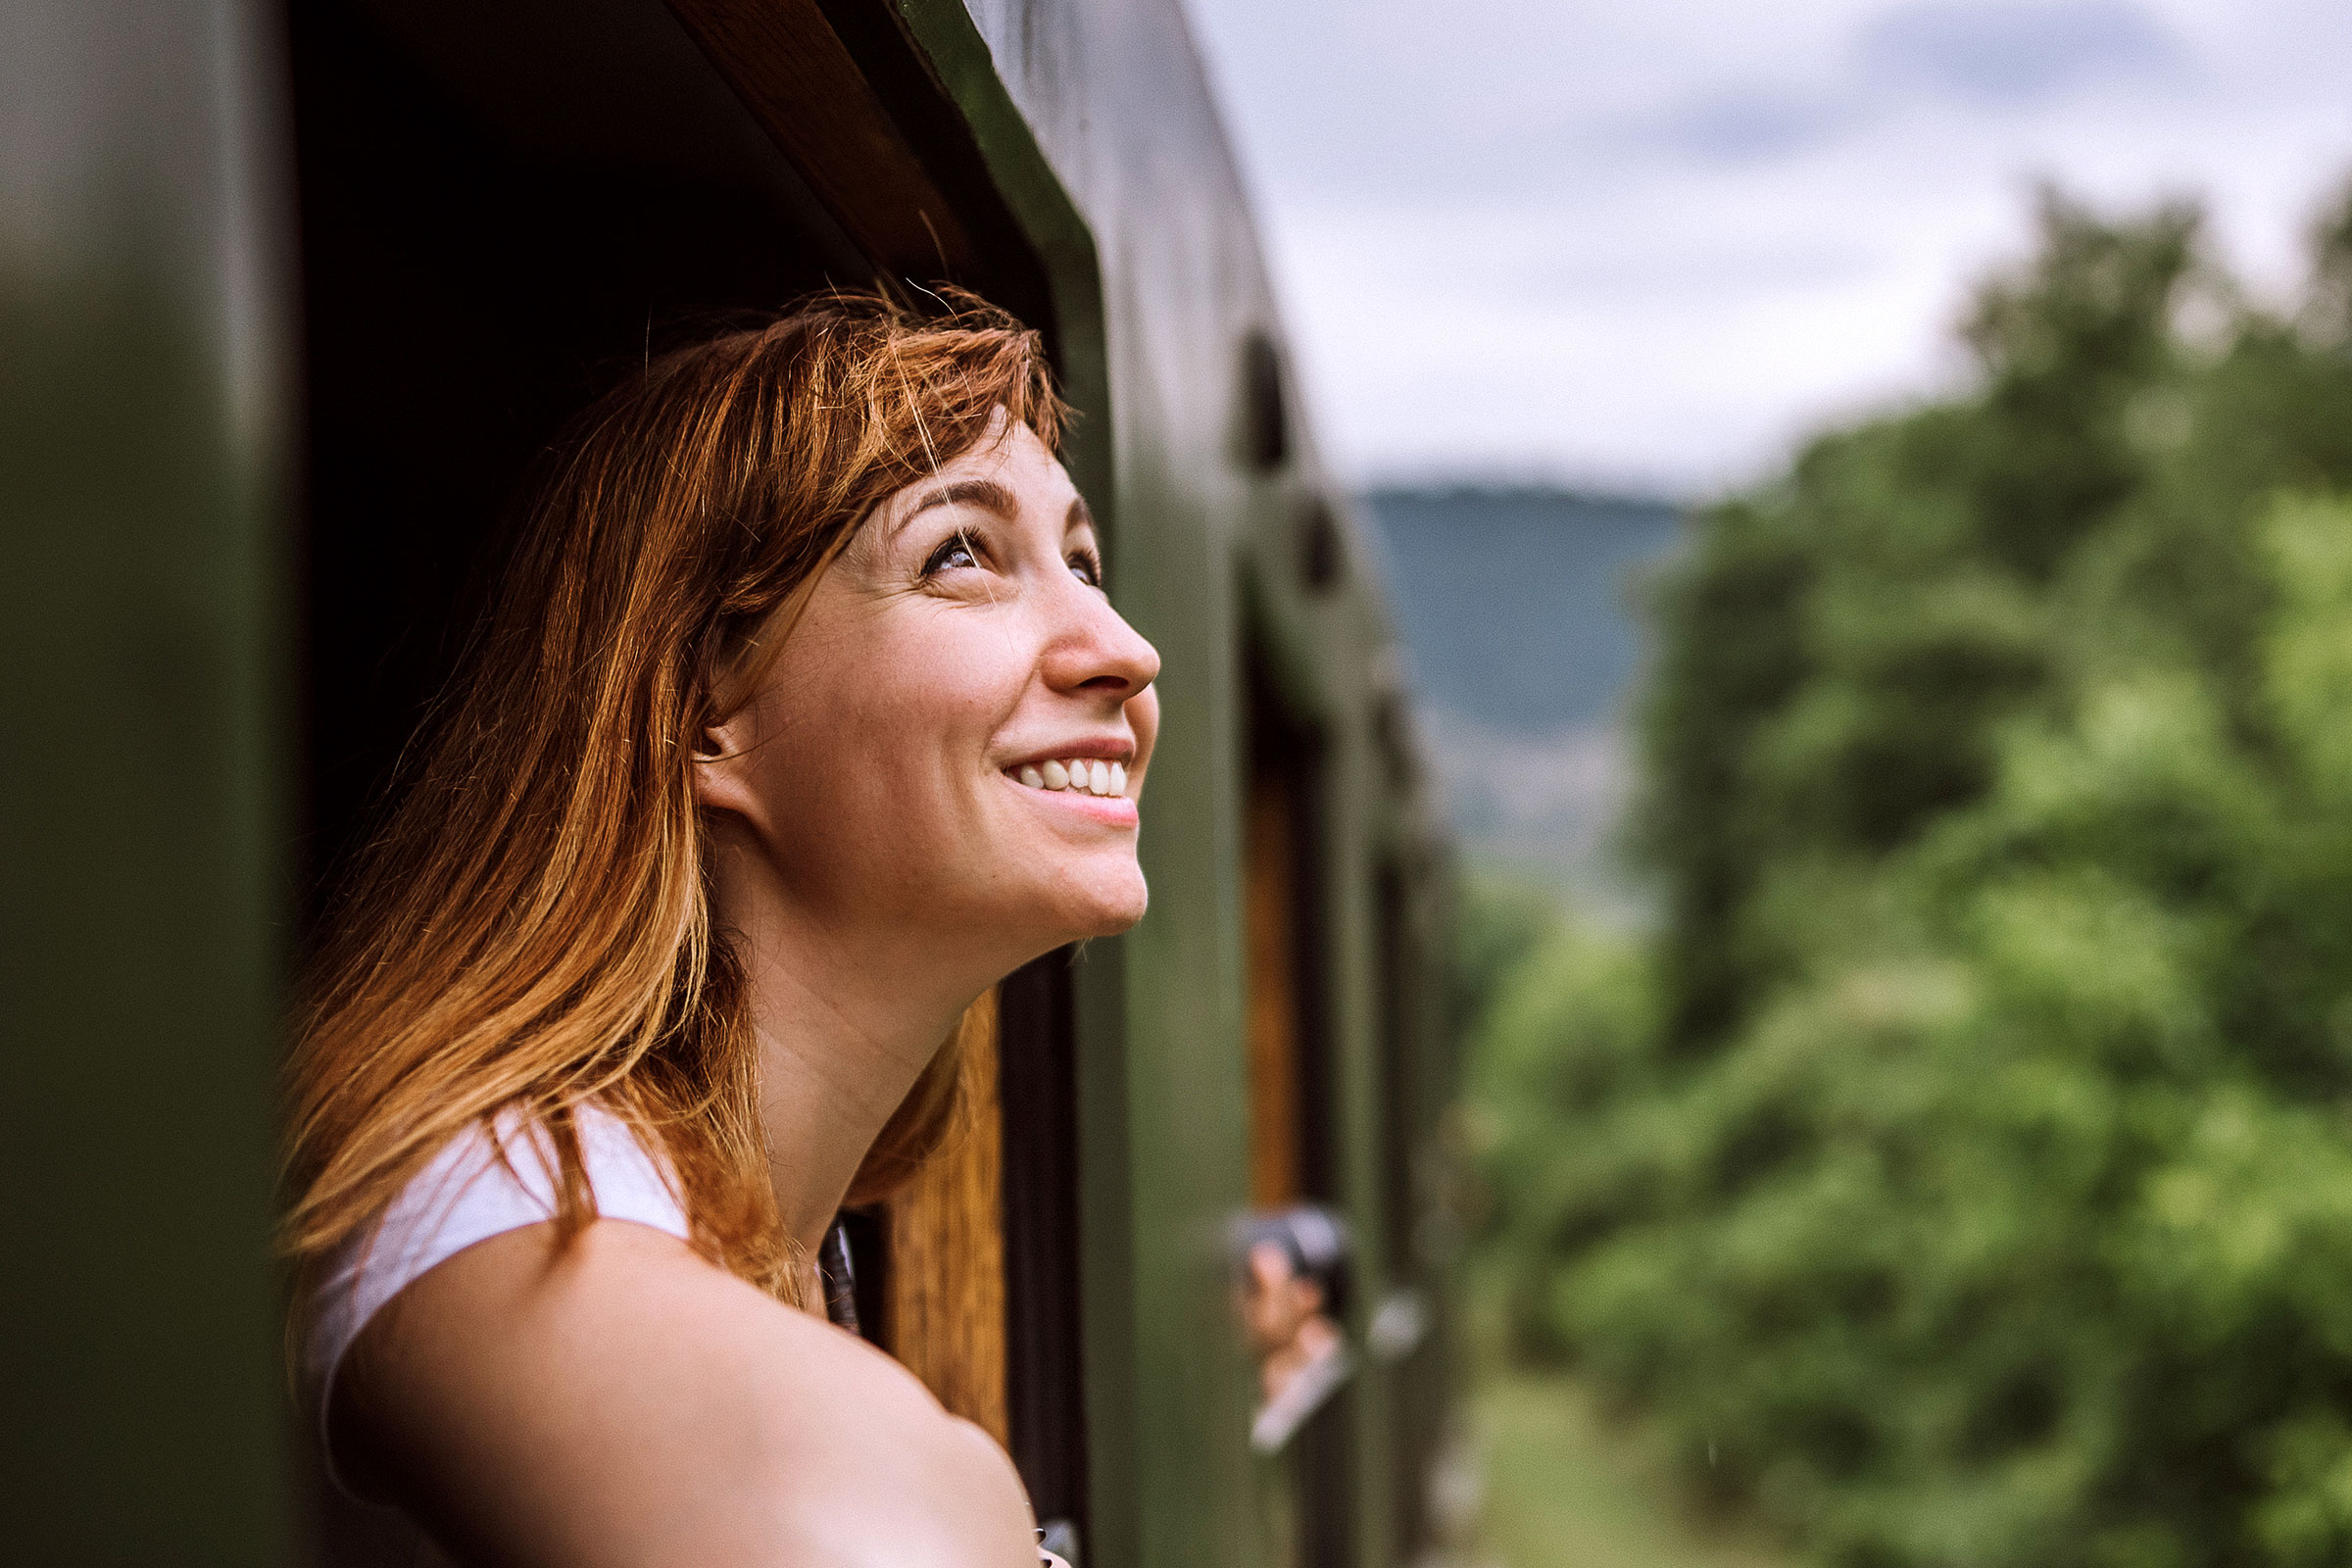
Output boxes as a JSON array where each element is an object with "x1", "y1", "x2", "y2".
[
  {"x1": 288, "y1": 0, "x2": 1088, "y2": 1557},
  {"x1": 1245, "y1": 681, "x2": 1331, "y2": 1213},
  {"x1": 291, "y1": 4, "x2": 855, "y2": 1553},
  {"x1": 1243, "y1": 664, "x2": 1355, "y2": 1568}
]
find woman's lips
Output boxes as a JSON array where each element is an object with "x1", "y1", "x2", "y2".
[{"x1": 1004, "y1": 769, "x2": 1139, "y2": 824}]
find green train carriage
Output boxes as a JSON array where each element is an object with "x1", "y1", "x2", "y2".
[{"x1": 2, "y1": 2, "x2": 1460, "y2": 1562}]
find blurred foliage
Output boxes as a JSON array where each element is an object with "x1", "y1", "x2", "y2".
[{"x1": 1464, "y1": 179, "x2": 2352, "y2": 1568}]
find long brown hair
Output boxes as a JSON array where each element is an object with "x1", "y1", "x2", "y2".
[{"x1": 282, "y1": 291, "x2": 1065, "y2": 1310}]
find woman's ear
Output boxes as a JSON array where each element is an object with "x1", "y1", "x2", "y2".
[{"x1": 689, "y1": 711, "x2": 763, "y2": 824}]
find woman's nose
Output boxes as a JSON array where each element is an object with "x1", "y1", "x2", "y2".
[{"x1": 1044, "y1": 581, "x2": 1160, "y2": 699}]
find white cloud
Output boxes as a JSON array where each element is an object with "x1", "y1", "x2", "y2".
[{"x1": 1184, "y1": 0, "x2": 2352, "y2": 491}]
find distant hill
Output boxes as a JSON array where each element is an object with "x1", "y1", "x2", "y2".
[
  {"x1": 1357, "y1": 488, "x2": 1683, "y2": 735},
  {"x1": 1357, "y1": 487, "x2": 1684, "y2": 903}
]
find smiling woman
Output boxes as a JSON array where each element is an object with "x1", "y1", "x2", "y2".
[{"x1": 280, "y1": 291, "x2": 1154, "y2": 1567}]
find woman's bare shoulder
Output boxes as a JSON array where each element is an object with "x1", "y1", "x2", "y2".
[{"x1": 339, "y1": 1217, "x2": 1038, "y2": 1568}]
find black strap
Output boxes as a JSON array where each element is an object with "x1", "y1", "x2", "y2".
[{"x1": 818, "y1": 1218, "x2": 860, "y2": 1336}]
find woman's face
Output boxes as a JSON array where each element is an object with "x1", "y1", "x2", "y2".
[{"x1": 704, "y1": 416, "x2": 1160, "y2": 964}]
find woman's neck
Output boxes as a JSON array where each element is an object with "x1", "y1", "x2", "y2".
[{"x1": 705, "y1": 828, "x2": 985, "y2": 1259}]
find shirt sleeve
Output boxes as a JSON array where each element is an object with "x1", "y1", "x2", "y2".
[{"x1": 302, "y1": 1102, "x2": 691, "y2": 1482}]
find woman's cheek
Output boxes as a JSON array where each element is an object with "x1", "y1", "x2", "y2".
[{"x1": 1126, "y1": 685, "x2": 1161, "y2": 787}]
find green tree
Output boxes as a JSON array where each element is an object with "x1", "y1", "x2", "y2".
[{"x1": 1473, "y1": 177, "x2": 2352, "y2": 1568}]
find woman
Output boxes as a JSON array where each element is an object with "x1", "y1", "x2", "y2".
[{"x1": 282, "y1": 293, "x2": 1158, "y2": 1566}]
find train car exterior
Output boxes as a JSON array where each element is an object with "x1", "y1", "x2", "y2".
[{"x1": 2, "y1": 2, "x2": 1458, "y2": 1564}]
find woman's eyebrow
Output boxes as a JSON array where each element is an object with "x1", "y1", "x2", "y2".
[
  {"x1": 895, "y1": 477, "x2": 1019, "y2": 537},
  {"x1": 1066, "y1": 495, "x2": 1095, "y2": 535}
]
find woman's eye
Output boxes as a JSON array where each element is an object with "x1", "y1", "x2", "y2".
[
  {"x1": 922, "y1": 533, "x2": 980, "y2": 576},
  {"x1": 1069, "y1": 552, "x2": 1102, "y2": 588}
]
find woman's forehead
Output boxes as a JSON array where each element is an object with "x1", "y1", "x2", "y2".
[{"x1": 878, "y1": 424, "x2": 1084, "y2": 537}]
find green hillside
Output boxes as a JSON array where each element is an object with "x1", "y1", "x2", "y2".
[
  {"x1": 1358, "y1": 487, "x2": 1681, "y2": 737},
  {"x1": 1359, "y1": 488, "x2": 1681, "y2": 900}
]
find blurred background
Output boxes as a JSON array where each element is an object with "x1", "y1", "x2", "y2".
[{"x1": 1186, "y1": 2, "x2": 2352, "y2": 1565}]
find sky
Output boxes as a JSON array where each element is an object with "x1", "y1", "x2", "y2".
[{"x1": 1181, "y1": 0, "x2": 2352, "y2": 496}]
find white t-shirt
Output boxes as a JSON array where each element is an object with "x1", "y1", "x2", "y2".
[
  {"x1": 305, "y1": 1103, "x2": 1065, "y2": 1564},
  {"x1": 304, "y1": 1101, "x2": 692, "y2": 1441}
]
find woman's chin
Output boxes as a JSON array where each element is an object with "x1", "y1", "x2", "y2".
[
  {"x1": 1052, "y1": 866, "x2": 1149, "y2": 941},
  {"x1": 951, "y1": 859, "x2": 1148, "y2": 963}
]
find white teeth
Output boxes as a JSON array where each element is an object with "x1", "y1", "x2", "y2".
[{"x1": 1019, "y1": 757, "x2": 1132, "y2": 795}]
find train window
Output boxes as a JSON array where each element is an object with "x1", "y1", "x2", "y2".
[
  {"x1": 1297, "y1": 494, "x2": 1348, "y2": 594},
  {"x1": 289, "y1": 0, "x2": 1083, "y2": 1557},
  {"x1": 291, "y1": 4, "x2": 883, "y2": 1554},
  {"x1": 1239, "y1": 328, "x2": 1291, "y2": 472},
  {"x1": 1246, "y1": 713, "x2": 1323, "y2": 1211},
  {"x1": 1243, "y1": 668, "x2": 1355, "y2": 1568}
]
